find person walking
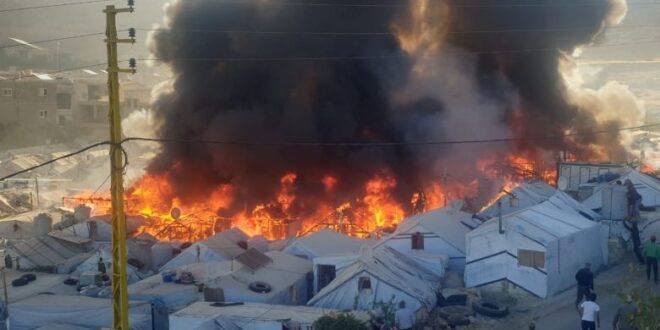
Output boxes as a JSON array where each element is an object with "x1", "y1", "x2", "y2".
[
  {"x1": 579, "y1": 293, "x2": 601, "y2": 330},
  {"x1": 612, "y1": 295, "x2": 639, "y2": 330},
  {"x1": 643, "y1": 236, "x2": 659, "y2": 282},
  {"x1": 575, "y1": 263, "x2": 594, "y2": 308},
  {"x1": 623, "y1": 218, "x2": 645, "y2": 265},
  {"x1": 394, "y1": 301, "x2": 414, "y2": 330}
]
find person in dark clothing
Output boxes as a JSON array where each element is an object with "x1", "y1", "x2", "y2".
[
  {"x1": 575, "y1": 263, "x2": 594, "y2": 307},
  {"x1": 97, "y1": 257, "x2": 106, "y2": 274},
  {"x1": 4, "y1": 254, "x2": 11, "y2": 269},
  {"x1": 623, "y1": 218, "x2": 645, "y2": 264},
  {"x1": 625, "y1": 179, "x2": 642, "y2": 219}
]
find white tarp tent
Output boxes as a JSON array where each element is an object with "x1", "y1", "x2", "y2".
[
  {"x1": 479, "y1": 181, "x2": 600, "y2": 221},
  {"x1": 129, "y1": 274, "x2": 200, "y2": 330},
  {"x1": 583, "y1": 169, "x2": 660, "y2": 209},
  {"x1": 8, "y1": 294, "x2": 153, "y2": 330},
  {"x1": 73, "y1": 248, "x2": 141, "y2": 284},
  {"x1": 465, "y1": 201, "x2": 606, "y2": 298},
  {"x1": 169, "y1": 302, "x2": 366, "y2": 330},
  {"x1": 307, "y1": 246, "x2": 439, "y2": 313},
  {"x1": 283, "y1": 228, "x2": 373, "y2": 260},
  {"x1": 205, "y1": 251, "x2": 312, "y2": 305},
  {"x1": 312, "y1": 246, "x2": 445, "y2": 294},
  {"x1": 372, "y1": 207, "x2": 472, "y2": 272},
  {"x1": 160, "y1": 228, "x2": 249, "y2": 271}
]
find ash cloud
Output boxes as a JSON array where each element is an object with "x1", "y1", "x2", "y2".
[{"x1": 146, "y1": 0, "x2": 633, "y2": 214}]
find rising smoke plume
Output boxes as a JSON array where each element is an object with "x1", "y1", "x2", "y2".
[{"x1": 146, "y1": 0, "x2": 637, "y2": 215}]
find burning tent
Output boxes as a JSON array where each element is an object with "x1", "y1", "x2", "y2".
[
  {"x1": 478, "y1": 181, "x2": 600, "y2": 221},
  {"x1": 159, "y1": 228, "x2": 249, "y2": 271},
  {"x1": 465, "y1": 201, "x2": 607, "y2": 298},
  {"x1": 372, "y1": 207, "x2": 473, "y2": 272},
  {"x1": 108, "y1": 0, "x2": 637, "y2": 242}
]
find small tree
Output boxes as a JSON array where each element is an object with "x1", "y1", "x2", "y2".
[
  {"x1": 313, "y1": 313, "x2": 368, "y2": 330},
  {"x1": 368, "y1": 296, "x2": 398, "y2": 327},
  {"x1": 616, "y1": 263, "x2": 660, "y2": 329}
]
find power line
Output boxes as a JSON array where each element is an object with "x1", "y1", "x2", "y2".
[
  {"x1": 0, "y1": 0, "x2": 111, "y2": 13},
  {"x1": 0, "y1": 32, "x2": 105, "y2": 50},
  {"x1": 5, "y1": 61, "x2": 129, "y2": 81},
  {"x1": 0, "y1": 141, "x2": 111, "y2": 181},
  {"x1": 122, "y1": 122, "x2": 660, "y2": 148},
  {"x1": 135, "y1": 24, "x2": 660, "y2": 36},
  {"x1": 135, "y1": 40, "x2": 660, "y2": 63},
  {"x1": 165, "y1": 0, "x2": 660, "y2": 8}
]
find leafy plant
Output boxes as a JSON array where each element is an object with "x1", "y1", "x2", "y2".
[
  {"x1": 367, "y1": 295, "x2": 397, "y2": 326},
  {"x1": 615, "y1": 263, "x2": 660, "y2": 330},
  {"x1": 313, "y1": 313, "x2": 368, "y2": 330}
]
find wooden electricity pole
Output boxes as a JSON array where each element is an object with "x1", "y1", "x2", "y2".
[{"x1": 103, "y1": 2, "x2": 135, "y2": 329}]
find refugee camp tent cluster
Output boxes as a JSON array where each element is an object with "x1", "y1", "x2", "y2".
[
  {"x1": 582, "y1": 168, "x2": 660, "y2": 211},
  {"x1": 464, "y1": 181, "x2": 606, "y2": 298}
]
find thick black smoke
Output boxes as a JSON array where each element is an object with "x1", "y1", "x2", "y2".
[
  {"x1": 148, "y1": 0, "x2": 622, "y2": 215},
  {"x1": 445, "y1": 0, "x2": 624, "y2": 158}
]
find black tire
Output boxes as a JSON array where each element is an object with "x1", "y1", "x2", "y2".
[
  {"x1": 437, "y1": 305, "x2": 473, "y2": 320},
  {"x1": 447, "y1": 314, "x2": 470, "y2": 326},
  {"x1": 63, "y1": 278, "x2": 78, "y2": 285},
  {"x1": 12, "y1": 278, "x2": 28, "y2": 287},
  {"x1": 248, "y1": 281, "x2": 272, "y2": 293},
  {"x1": 473, "y1": 299, "x2": 510, "y2": 318},
  {"x1": 21, "y1": 273, "x2": 36, "y2": 282}
]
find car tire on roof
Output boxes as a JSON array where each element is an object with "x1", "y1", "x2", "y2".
[
  {"x1": 473, "y1": 299, "x2": 509, "y2": 318},
  {"x1": 12, "y1": 277, "x2": 28, "y2": 287},
  {"x1": 248, "y1": 281, "x2": 272, "y2": 294},
  {"x1": 437, "y1": 305, "x2": 473, "y2": 320}
]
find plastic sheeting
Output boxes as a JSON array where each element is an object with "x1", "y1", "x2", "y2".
[
  {"x1": 8, "y1": 295, "x2": 152, "y2": 330},
  {"x1": 465, "y1": 201, "x2": 605, "y2": 298},
  {"x1": 160, "y1": 229, "x2": 249, "y2": 272},
  {"x1": 583, "y1": 169, "x2": 660, "y2": 210},
  {"x1": 283, "y1": 228, "x2": 373, "y2": 260},
  {"x1": 373, "y1": 207, "x2": 471, "y2": 272},
  {"x1": 308, "y1": 246, "x2": 439, "y2": 312}
]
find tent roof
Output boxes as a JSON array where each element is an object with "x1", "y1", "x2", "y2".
[
  {"x1": 173, "y1": 302, "x2": 365, "y2": 325},
  {"x1": 583, "y1": 168, "x2": 660, "y2": 209},
  {"x1": 207, "y1": 251, "x2": 312, "y2": 299},
  {"x1": 472, "y1": 200, "x2": 597, "y2": 245},
  {"x1": 308, "y1": 246, "x2": 438, "y2": 308},
  {"x1": 9, "y1": 236, "x2": 85, "y2": 268},
  {"x1": 202, "y1": 228, "x2": 250, "y2": 258},
  {"x1": 374, "y1": 207, "x2": 472, "y2": 253},
  {"x1": 479, "y1": 181, "x2": 599, "y2": 221},
  {"x1": 284, "y1": 228, "x2": 372, "y2": 258}
]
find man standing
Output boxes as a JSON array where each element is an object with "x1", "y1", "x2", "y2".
[
  {"x1": 575, "y1": 263, "x2": 594, "y2": 308},
  {"x1": 643, "y1": 236, "x2": 659, "y2": 282},
  {"x1": 623, "y1": 218, "x2": 645, "y2": 265},
  {"x1": 579, "y1": 293, "x2": 601, "y2": 330},
  {"x1": 394, "y1": 301, "x2": 414, "y2": 330},
  {"x1": 612, "y1": 295, "x2": 639, "y2": 330}
]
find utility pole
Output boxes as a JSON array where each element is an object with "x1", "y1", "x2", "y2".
[{"x1": 104, "y1": 1, "x2": 135, "y2": 329}]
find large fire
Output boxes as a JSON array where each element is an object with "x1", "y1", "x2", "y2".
[{"x1": 67, "y1": 153, "x2": 555, "y2": 242}]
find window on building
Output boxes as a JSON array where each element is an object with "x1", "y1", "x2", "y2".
[
  {"x1": 411, "y1": 232, "x2": 424, "y2": 250},
  {"x1": 56, "y1": 93, "x2": 72, "y2": 109},
  {"x1": 3, "y1": 88, "x2": 12, "y2": 97},
  {"x1": 358, "y1": 276, "x2": 371, "y2": 291},
  {"x1": 317, "y1": 265, "x2": 336, "y2": 292},
  {"x1": 39, "y1": 110, "x2": 48, "y2": 119},
  {"x1": 38, "y1": 88, "x2": 48, "y2": 96},
  {"x1": 518, "y1": 249, "x2": 545, "y2": 268}
]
